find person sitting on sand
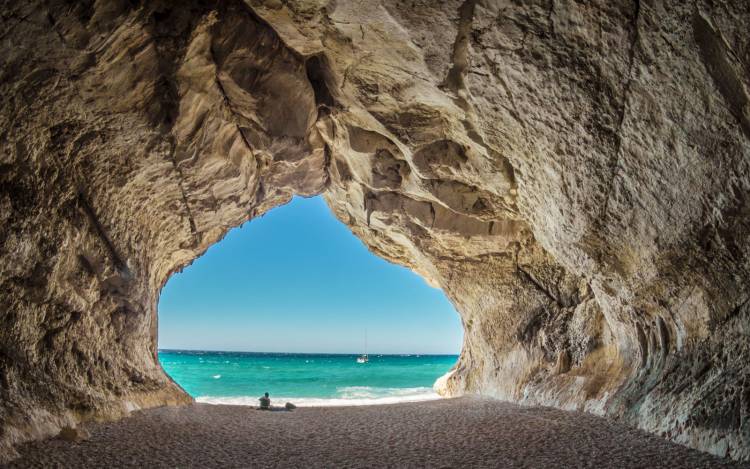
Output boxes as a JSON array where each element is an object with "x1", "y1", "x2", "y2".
[{"x1": 259, "y1": 392, "x2": 271, "y2": 410}]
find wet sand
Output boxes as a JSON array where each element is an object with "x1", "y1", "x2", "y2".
[{"x1": 8, "y1": 397, "x2": 743, "y2": 468}]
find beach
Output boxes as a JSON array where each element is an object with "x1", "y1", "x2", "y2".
[{"x1": 8, "y1": 397, "x2": 740, "y2": 468}]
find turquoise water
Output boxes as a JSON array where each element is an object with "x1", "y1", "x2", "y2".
[{"x1": 159, "y1": 350, "x2": 458, "y2": 406}]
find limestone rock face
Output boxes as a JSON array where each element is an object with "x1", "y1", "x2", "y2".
[{"x1": 1, "y1": 0, "x2": 749, "y2": 462}]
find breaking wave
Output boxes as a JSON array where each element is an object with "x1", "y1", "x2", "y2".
[{"x1": 196, "y1": 386, "x2": 440, "y2": 407}]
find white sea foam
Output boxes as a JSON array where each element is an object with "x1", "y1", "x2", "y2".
[
  {"x1": 212, "y1": 374, "x2": 221, "y2": 379},
  {"x1": 195, "y1": 386, "x2": 441, "y2": 407}
]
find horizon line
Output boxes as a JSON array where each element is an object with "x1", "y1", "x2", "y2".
[{"x1": 158, "y1": 348, "x2": 460, "y2": 356}]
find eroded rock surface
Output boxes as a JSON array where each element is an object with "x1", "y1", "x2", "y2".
[{"x1": 1, "y1": 0, "x2": 749, "y2": 462}]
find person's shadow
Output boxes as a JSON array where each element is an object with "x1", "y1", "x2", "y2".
[{"x1": 257, "y1": 406, "x2": 292, "y2": 412}]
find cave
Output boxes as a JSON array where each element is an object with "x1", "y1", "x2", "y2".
[{"x1": 1, "y1": 0, "x2": 749, "y2": 463}]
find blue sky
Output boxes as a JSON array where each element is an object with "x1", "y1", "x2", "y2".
[{"x1": 158, "y1": 196, "x2": 463, "y2": 354}]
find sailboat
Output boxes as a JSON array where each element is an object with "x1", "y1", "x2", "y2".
[{"x1": 356, "y1": 329, "x2": 369, "y2": 363}]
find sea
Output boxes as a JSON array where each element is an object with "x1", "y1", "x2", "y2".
[{"x1": 159, "y1": 350, "x2": 458, "y2": 407}]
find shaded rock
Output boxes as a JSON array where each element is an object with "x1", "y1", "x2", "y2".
[{"x1": 58, "y1": 426, "x2": 90, "y2": 444}]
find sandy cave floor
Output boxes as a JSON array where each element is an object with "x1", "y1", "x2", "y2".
[{"x1": 7, "y1": 397, "x2": 746, "y2": 468}]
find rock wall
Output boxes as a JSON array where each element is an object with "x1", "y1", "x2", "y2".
[{"x1": 1, "y1": 0, "x2": 749, "y2": 462}]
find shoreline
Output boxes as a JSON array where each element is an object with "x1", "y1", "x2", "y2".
[
  {"x1": 194, "y1": 390, "x2": 443, "y2": 407},
  {"x1": 9, "y1": 397, "x2": 740, "y2": 468}
]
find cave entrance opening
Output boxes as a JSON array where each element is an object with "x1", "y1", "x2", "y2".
[{"x1": 156, "y1": 195, "x2": 462, "y2": 406}]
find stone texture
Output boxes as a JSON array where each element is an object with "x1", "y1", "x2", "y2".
[
  {"x1": 1, "y1": 0, "x2": 749, "y2": 463},
  {"x1": 57, "y1": 426, "x2": 90, "y2": 444}
]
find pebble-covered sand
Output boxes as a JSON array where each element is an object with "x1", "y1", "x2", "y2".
[{"x1": 7, "y1": 398, "x2": 745, "y2": 468}]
